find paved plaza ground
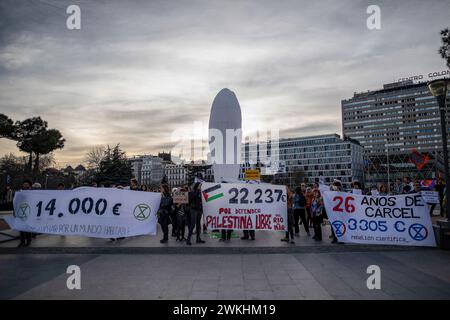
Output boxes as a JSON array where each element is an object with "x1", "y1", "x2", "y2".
[
  {"x1": 1, "y1": 250, "x2": 450, "y2": 300},
  {"x1": 0, "y1": 223, "x2": 436, "y2": 254},
  {"x1": 1, "y1": 227, "x2": 450, "y2": 299},
  {"x1": 1, "y1": 214, "x2": 450, "y2": 300}
]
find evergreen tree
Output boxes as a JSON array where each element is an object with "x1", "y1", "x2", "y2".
[
  {"x1": 95, "y1": 144, "x2": 132, "y2": 186},
  {"x1": 439, "y1": 28, "x2": 450, "y2": 68}
]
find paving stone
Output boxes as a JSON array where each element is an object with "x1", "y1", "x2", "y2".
[
  {"x1": 2, "y1": 251, "x2": 450, "y2": 300},
  {"x1": 245, "y1": 290, "x2": 275, "y2": 300},
  {"x1": 244, "y1": 279, "x2": 271, "y2": 291},
  {"x1": 189, "y1": 290, "x2": 218, "y2": 300},
  {"x1": 192, "y1": 279, "x2": 220, "y2": 291}
]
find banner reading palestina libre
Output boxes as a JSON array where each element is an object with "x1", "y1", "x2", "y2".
[
  {"x1": 323, "y1": 191, "x2": 436, "y2": 247},
  {"x1": 201, "y1": 182, "x2": 287, "y2": 231},
  {"x1": 5, "y1": 188, "x2": 161, "y2": 238}
]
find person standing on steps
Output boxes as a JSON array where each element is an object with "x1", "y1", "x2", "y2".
[
  {"x1": 187, "y1": 182, "x2": 205, "y2": 245},
  {"x1": 241, "y1": 229, "x2": 255, "y2": 241},
  {"x1": 158, "y1": 184, "x2": 173, "y2": 244},
  {"x1": 293, "y1": 186, "x2": 310, "y2": 236},
  {"x1": 130, "y1": 178, "x2": 140, "y2": 191},
  {"x1": 281, "y1": 186, "x2": 295, "y2": 244},
  {"x1": 311, "y1": 189, "x2": 324, "y2": 241},
  {"x1": 220, "y1": 229, "x2": 232, "y2": 241}
]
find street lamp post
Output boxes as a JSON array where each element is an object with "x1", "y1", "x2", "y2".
[
  {"x1": 428, "y1": 78, "x2": 450, "y2": 221},
  {"x1": 386, "y1": 143, "x2": 391, "y2": 193}
]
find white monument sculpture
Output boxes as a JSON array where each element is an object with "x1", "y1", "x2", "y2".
[{"x1": 208, "y1": 88, "x2": 242, "y2": 182}]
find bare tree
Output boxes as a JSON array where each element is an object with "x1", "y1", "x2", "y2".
[
  {"x1": 85, "y1": 146, "x2": 106, "y2": 170},
  {"x1": 39, "y1": 153, "x2": 56, "y2": 172}
]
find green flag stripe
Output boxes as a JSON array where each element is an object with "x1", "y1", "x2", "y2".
[{"x1": 206, "y1": 193, "x2": 224, "y2": 202}]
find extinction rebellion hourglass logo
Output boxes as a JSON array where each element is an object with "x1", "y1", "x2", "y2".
[
  {"x1": 17, "y1": 203, "x2": 30, "y2": 221},
  {"x1": 133, "y1": 204, "x2": 151, "y2": 221}
]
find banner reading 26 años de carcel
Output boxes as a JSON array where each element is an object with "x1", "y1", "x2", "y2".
[{"x1": 323, "y1": 191, "x2": 436, "y2": 247}]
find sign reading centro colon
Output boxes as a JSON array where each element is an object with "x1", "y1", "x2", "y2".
[
  {"x1": 397, "y1": 70, "x2": 450, "y2": 82},
  {"x1": 201, "y1": 182, "x2": 287, "y2": 231},
  {"x1": 323, "y1": 191, "x2": 436, "y2": 247},
  {"x1": 5, "y1": 188, "x2": 161, "y2": 238}
]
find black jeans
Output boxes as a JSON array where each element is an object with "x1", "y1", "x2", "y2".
[
  {"x1": 221, "y1": 229, "x2": 232, "y2": 240},
  {"x1": 294, "y1": 208, "x2": 309, "y2": 234},
  {"x1": 313, "y1": 215, "x2": 322, "y2": 240},
  {"x1": 242, "y1": 230, "x2": 255, "y2": 239},
  {"x1": 176, "y1": 214, "x2": 186, "y2": 240},
  {"x1": 170, "y1": 211, "x2": 178, "y2": 236},
  {"x1": 285, "y1": 209, "x2": 294, "y2": 240},
  {"x1": 187, "y1": 209, "x2": 203, "y2": 241},
  {"x1": 159, "y1": 212, "x2": 170, "y2": 240},
  {"x1": 20, "y1": 231, "x2": 32, "y2": 244},
  {"x1": 429, "y1": 199, "x2": 444, "y2": 216}
]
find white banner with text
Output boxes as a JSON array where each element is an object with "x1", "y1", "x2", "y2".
[
  {"x1": 323, "y1": 191, "x2": 436, "y2": 247},
  {"x1": 201, "y1": 182, "x2": 287, "y2": 231},
  {"x1": 5, "y1": 188, "x2": 161, "y2": 238}
]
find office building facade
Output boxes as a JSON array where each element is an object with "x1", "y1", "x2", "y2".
[
  {"x1": 342, "y1": 80, "x2": 450, "y2": 186},
  {"x1": 242, "y1": 134, "x2": 364, "y2": 189},
  {"x1": 141, "y1": 156, "x2": 164, "y2": 186},
  {"x1": 164, "y1": 163, "x2": 188, "y2": 188}
]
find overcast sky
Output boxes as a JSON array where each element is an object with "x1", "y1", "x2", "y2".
[{"x1": 0, "y1": 0, "x2": 448, "y2": 167}]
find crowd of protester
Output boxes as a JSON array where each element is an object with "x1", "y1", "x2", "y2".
[
  {"x1": 357, "y1": 177, "x2": 446, "y2": 217},
  {"x1": 1, "y1": 175, "x2": 447, "y2": 248}
]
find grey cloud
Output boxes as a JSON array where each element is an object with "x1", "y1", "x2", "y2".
[
  {"x1": 280, "y1": 121, "x2": 341, "y2": 139},
  {"x1": 0, "y1": 0, "x2": 448, "y2": 166}
]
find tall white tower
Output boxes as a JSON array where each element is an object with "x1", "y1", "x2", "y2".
[{"x1": 208, "y1": 88, "x2": 242, "y2": 182}]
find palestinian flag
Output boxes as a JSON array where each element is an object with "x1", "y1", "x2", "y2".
[
  {"x1": 420, "y1": 179, "x2": 436, "y2": 190},
  {"x1": 409, "y1": 149, "x2": 430, "y2": 170},
  {"x1": 202, "y1": 184, "x2": 224, "y2": 202}
]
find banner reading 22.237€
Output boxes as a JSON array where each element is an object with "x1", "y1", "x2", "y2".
[{"x1": 201, "y1": 182, "x2": 287, "y2": 231}]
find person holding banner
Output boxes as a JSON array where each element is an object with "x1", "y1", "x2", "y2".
[
  {"x1": 329, "y1": 179, "x2": 343, "y2": 244},
  {"x1": 393, "y1": 178, "x2": 403, "y2": 195},
  {"x1": 241, "y1": 229, "x2": 255, "y2": 241},
  {"x1": 220, "y1": 229, "x2": 233, "y2": 241},
  {"x1": 351, "y1": 181, "x2": 363, "y2": 195},
  {"x1": 311, "y1": 189, "x2": 324, "y2": 241},
  {"x1": 130, "y1": 178, "x2": 140, "y2": 191},
  {"x1": 17, "y1": 180, "x2": 33, "y2": 247},
  {"x1": 158, "y1": 184, "x2": 173, "y2": 243},
  {"x1": 378, "y1": 184, "x2": 388, "y2": 196},
  {"x1": 281, "y1": 187, "x2": 295, "y2": 244},
  {"x1": 402, "y1": 177, "x2": 413, "y2": 194}
]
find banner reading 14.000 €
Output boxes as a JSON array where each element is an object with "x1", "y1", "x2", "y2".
[
  {"x1": 201, "y1": 182, "x2": 287, "y2": 231},
  {"x1": 323, "y1": 191, "x2": 436, "y2": 247},
  {"x1": 5, "y1": 188, "x2": 161, "y2": 238}
]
